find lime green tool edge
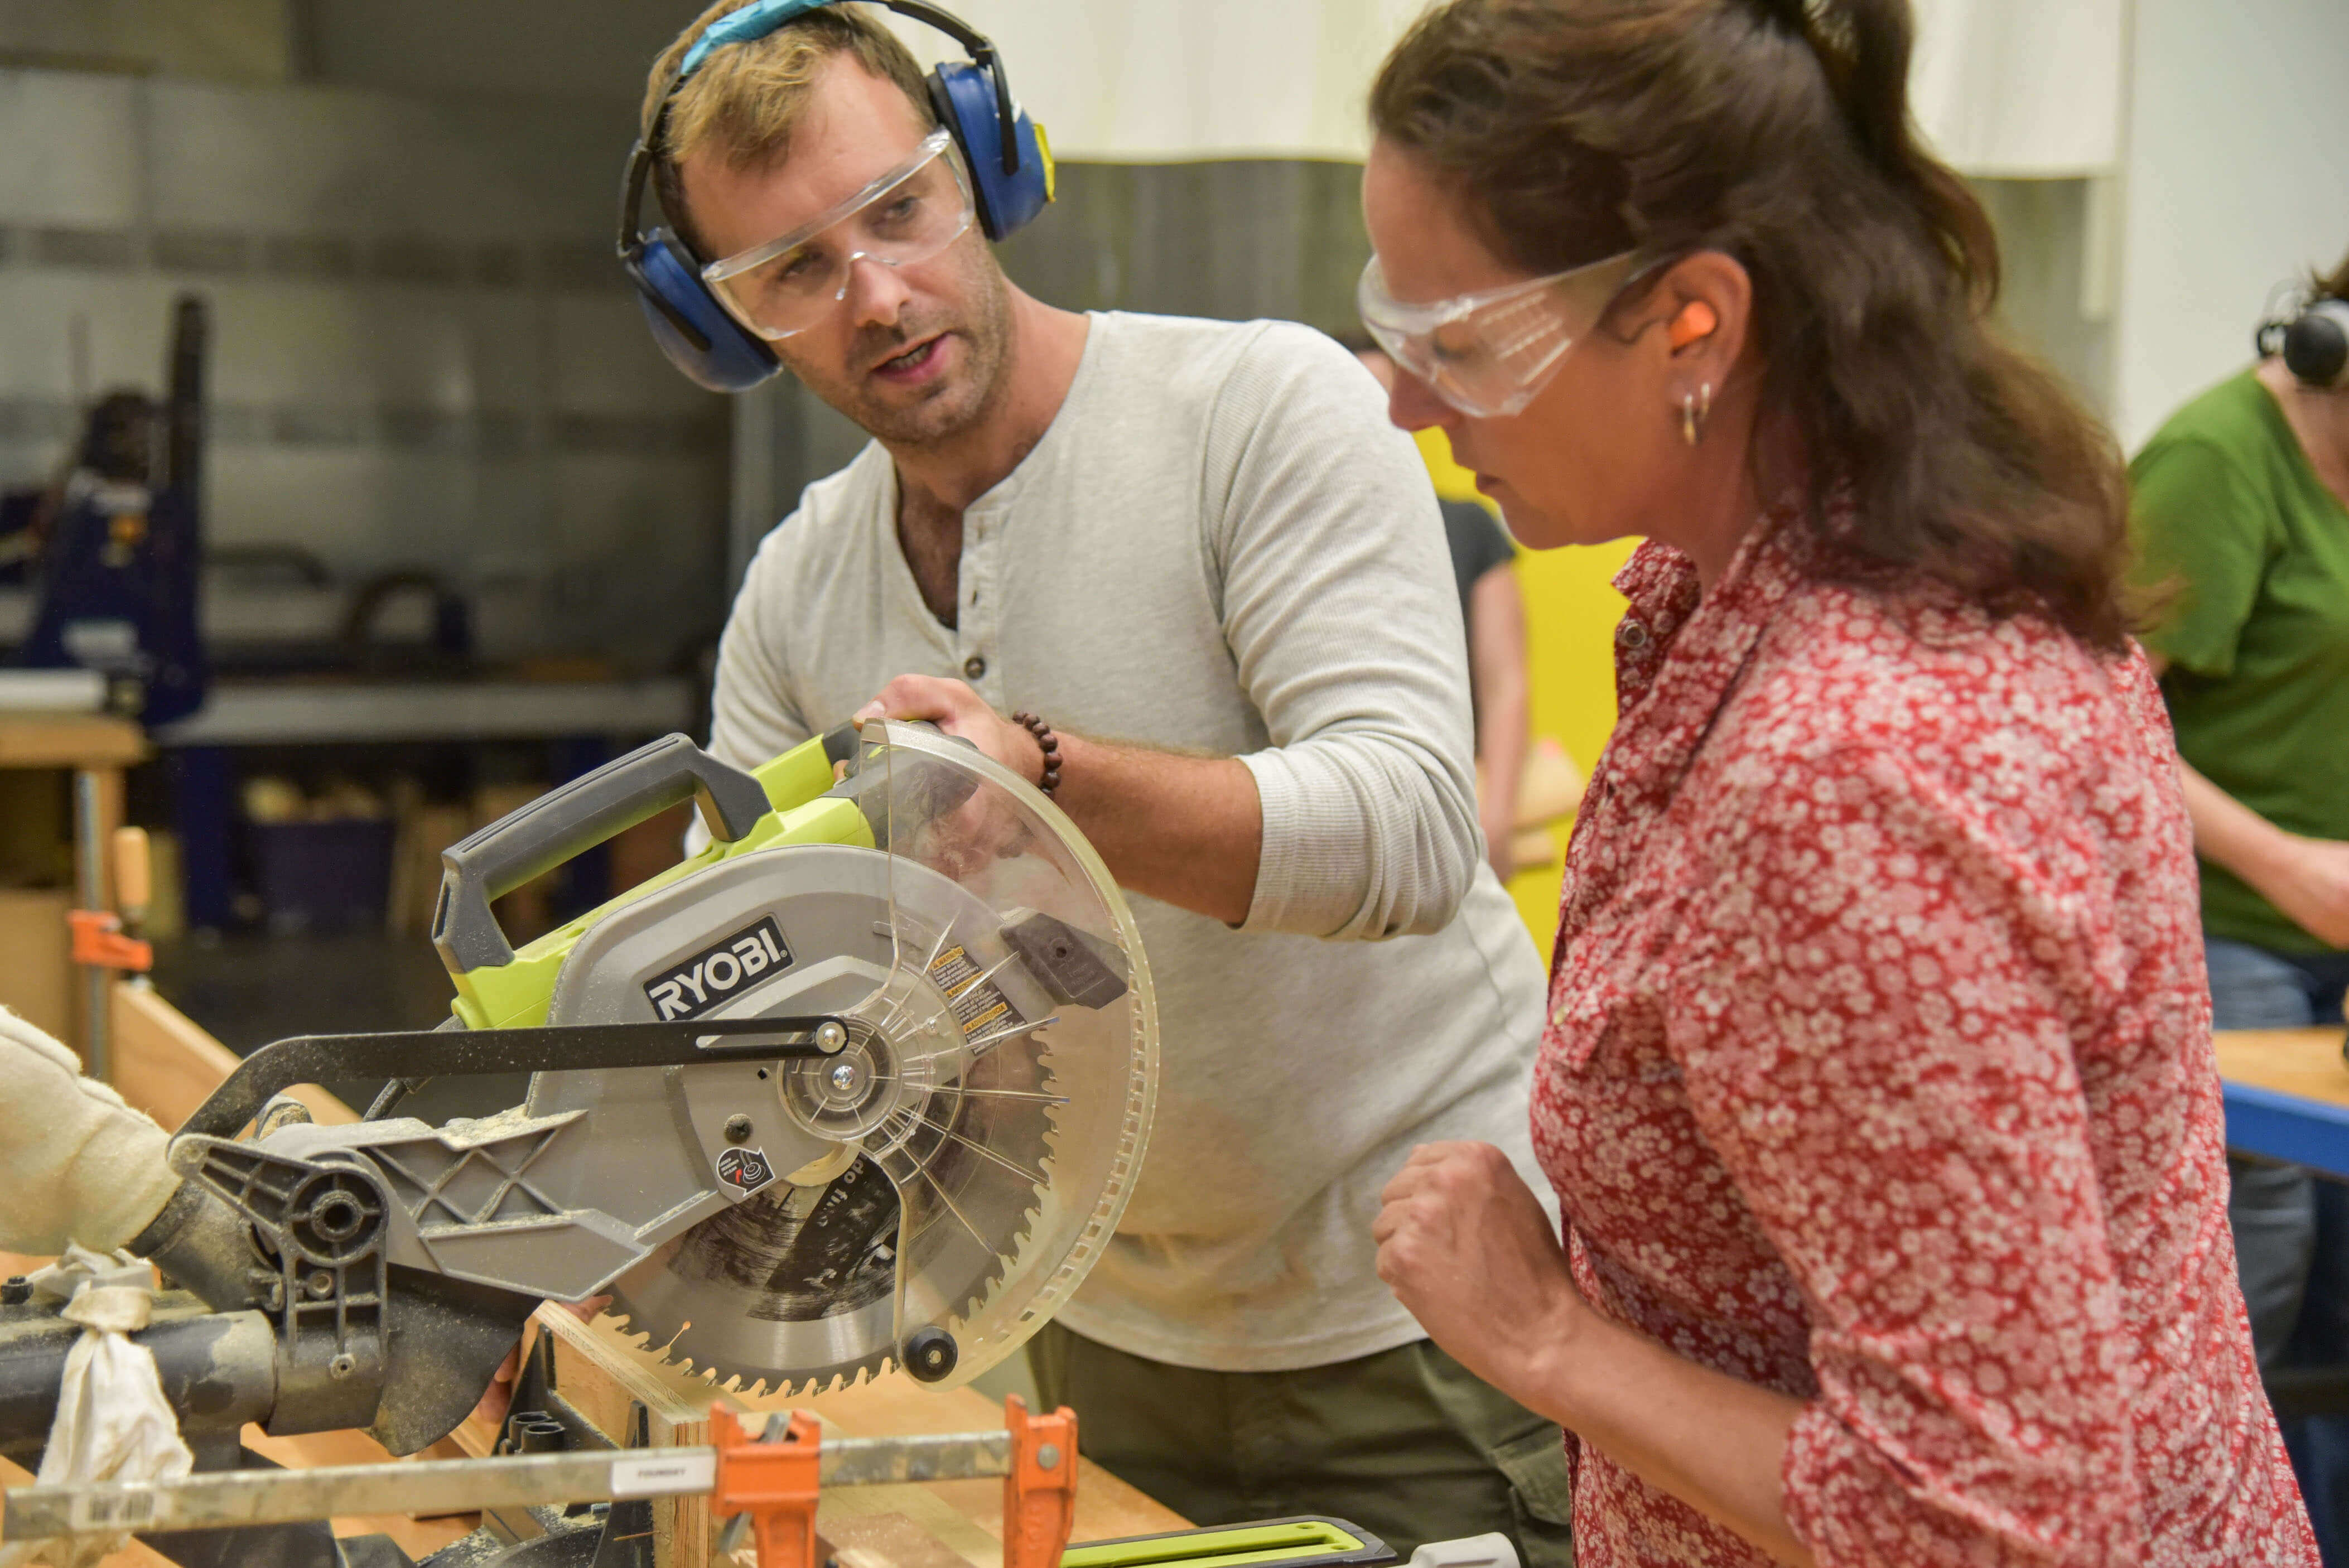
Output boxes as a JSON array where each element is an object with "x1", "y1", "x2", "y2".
[
  {"x1": 1064, "y1": 1518, "x2": 1381, "y2": 1568},
  {"x1": 447, "y1": 730, "x2": 857, "y2": 1031}
]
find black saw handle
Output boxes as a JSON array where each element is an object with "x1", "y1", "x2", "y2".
[{"x1": 432, "y1": 732, "x2": 770, "y2": 974}]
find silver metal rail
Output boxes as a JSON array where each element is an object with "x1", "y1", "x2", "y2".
[{"x1": 2, "y1": 1428, "x2": 1016, "y2": 1542}]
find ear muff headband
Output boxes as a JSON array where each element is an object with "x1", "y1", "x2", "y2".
[
  {"x1": 620, "y1": 0, "x2": 1054, "y2": 392},
  {"x1": 681, "y1": 0, "x2": 1023, "y2": 178}
]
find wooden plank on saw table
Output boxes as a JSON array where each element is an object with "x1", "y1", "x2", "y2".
[
  {"x1": 109, "y1": 981, "x2": 355, "y2": 1131},
  {"x1": 486, "y1": 1310, "x2": 1191, "y2": 1567}
]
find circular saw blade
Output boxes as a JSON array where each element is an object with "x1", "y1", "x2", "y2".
[
  {"x1": 552, "y1": 722, "x2": 1155, "y2": 1398},
  {"x1": 606, "y1": 960, "x2": 1062, "y2": 1395}
]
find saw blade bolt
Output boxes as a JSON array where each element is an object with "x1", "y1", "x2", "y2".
[
  {"x1": 905, "y1": 1326, "x2": 958, "y2": 1382},
  {"x1": 828, "y1": 1060, "x2": 860, "y2": 1093}
]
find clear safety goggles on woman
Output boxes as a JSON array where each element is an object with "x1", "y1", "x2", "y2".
[
  {"x1": 702, "y1": 127, "x2": 975, "y2": 340},
  {"x1": 1356, "y1": 249, "x2": 1641, "y2": 418}
]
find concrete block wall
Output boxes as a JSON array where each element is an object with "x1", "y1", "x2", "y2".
[{"x1": 0, "y1": 65, "x2": 730, "y2": 669}]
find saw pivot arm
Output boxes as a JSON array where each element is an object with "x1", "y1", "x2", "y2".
[{"x1": 178, "y1": 1015, "x2": 851, "y2": 1139}]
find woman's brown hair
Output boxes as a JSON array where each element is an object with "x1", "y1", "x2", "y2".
[{"x1": 1371, "y1": 0, "x2": 2134, "y2": 649}]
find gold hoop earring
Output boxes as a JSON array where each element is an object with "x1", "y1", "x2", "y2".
[{"x1": 1680, "y1": 382, "x2": 1715, "y2": 447}]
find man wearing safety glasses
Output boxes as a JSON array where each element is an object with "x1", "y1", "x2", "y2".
[{"x1": 641, "y1": 5, "x2": 1562, "y2": 1559}]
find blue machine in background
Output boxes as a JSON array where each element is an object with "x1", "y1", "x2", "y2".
[{"x1": 16, "y1": 295, "x2": 209, "y2": 727}]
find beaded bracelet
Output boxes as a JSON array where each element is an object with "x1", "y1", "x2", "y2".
[{"x1": 1010, "y1": 711, "x2": 1061, "y2": 797}]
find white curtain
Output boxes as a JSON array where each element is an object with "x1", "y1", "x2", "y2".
[
  {"x1": 1909, "y1": 0, "x2": 2126, "y2": 175},
  {"x1": 890, "y1": 0, "x2": 2126, "y2": 175},
  {"x1": 889, "y1": 0, "x2": 1424, "y2": 162}
]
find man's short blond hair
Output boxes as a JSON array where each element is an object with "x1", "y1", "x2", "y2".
[{"x1": 641, "y1": 1, "x2": 939, "y2": 258}]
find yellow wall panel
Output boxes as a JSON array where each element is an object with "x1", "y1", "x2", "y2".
[{"x1": 1414, "y1": 428, "x2": 1634, "y2": 955}]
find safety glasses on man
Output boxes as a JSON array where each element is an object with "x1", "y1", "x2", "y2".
[
  {"x1": 701, "y1": 127, "x2": 974, "y2": 341},
  {"x1": 1356, "y1": 249, "x2": 1638, "y2": 419}
]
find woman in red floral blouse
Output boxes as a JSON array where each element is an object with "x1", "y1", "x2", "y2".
[{"x1": 1357, "y1": 0, "x2": 2317, "y2": 1564}]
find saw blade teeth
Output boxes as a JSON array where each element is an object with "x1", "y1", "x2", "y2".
[{"x1": 601, "y1": 958, "x2": 1065, "y2": 1395}]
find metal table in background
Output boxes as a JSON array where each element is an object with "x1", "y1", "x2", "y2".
[
  {"x1": 0, "y1": 711, "x2": 147, "y2": 1078},
  {"x1": 150, "y1": 678, "x2": 697, "y2": 929},
  {"x1": 2216, "y1": 1026, "x2": 2349, "y2": 1180},
  {"x1": 2215, "y1": 1025, "x2": 2349, "y2": 1422},
  {"x1": 153, "y1": 678, "x2": 696, "y2": 747}
]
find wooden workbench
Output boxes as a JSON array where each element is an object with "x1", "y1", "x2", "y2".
[
  {"x1": 0, "y1": 712, "x2": 146, "y2": 1065},
  {"x1": 0, "y1": 713, "x2": 146, "y2": 773},
  {"x1": 445, "y1": 1306, "x2": 1187, "y2": 1568},
  {"x1": 2214, "y1": 1025, "x2": 2349, "y2": 1180}
]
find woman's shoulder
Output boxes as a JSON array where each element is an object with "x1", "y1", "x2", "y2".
[
  {"x1": 1739, "y1": 576, "x2": 2164, "y2": 785},
  {"x1": 1704, "y1": 587, "x2": 2186, "y2": 927}
]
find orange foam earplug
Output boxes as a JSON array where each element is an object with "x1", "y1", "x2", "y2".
[{"x1": 1668, "y1": 301, "x2": 1719, "y2": 350}]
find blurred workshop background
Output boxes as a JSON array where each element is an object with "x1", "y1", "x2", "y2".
[{"x1": 0, "y1": 0, "x2": 2343, "y2": 1062}]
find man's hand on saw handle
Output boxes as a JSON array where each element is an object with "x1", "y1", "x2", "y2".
[
  {"x1": 855, "y1": 675, "x2": 1265, "y2": 926},
  {"x1": 856, "y1": 676, "x2": 1050, "y2": 787}
]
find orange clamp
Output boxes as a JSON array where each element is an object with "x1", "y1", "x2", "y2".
[
  {"x1": 69, "y1": 909, "x2": 152, "y2": 973},
  {"x1": 1004, "y1": 1395, "x2": 1079, "y2": 1568},
  {"x1": 712, "y1": 1406, "x2": 823, "y2": 1568}
]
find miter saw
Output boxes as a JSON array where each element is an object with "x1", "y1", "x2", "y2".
[{"x1": 0, "y1": 720, "x2": 1163, "y2": 1564}]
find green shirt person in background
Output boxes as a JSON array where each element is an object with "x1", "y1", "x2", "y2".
[
  {"x1": 2130, "y1": 321, "x2": 2349, "y2": 959},
  {"x1": 2129, "y1": 246, "x2": 2349, "y2": 1555}
]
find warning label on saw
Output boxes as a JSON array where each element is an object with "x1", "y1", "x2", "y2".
[
  {"x1": 645, "y1": 915, "x2": 793, "y2": 1020},
  {"x1": 928, "y1": 942, "x2": 1016, "y2": 1039},
  {"x1": 716, "y1": 1146, "x2": 775, "y2": 1195}
]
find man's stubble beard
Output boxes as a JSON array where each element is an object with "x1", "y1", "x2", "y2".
[{"x1": 789, "y1": 248, "x2": 1016, "y2": 450}]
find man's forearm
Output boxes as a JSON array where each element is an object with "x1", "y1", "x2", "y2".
[
  {"x1": 1055, "y1": 732, "x2": 1262, "y2": 924},
  {"x1": 857, "y1": 677, "x2": 1267, "y2": 925}
]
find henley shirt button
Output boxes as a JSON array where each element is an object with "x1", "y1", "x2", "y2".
[
  {"x1": 1619, "y1": 621, "x2": 1649, "y2": 649},
  {"x1": 963, "y1": 655, "x2": 987, "y2": 680}
]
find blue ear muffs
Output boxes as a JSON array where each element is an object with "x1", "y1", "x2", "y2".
[
  {"x1": 621, "y1": 225, "x2": 782, "y2": 393},
  {"x1": 621, "y1": 0, "x2": 1055, "y2": 393},
  {"x1": 929, "y1": 58, "x2": 1053, "y2": 241}
]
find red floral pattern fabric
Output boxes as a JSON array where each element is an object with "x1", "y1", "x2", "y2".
[{"x1": 1532, "y1": 514, "x2": 2315, "y2": 1566}]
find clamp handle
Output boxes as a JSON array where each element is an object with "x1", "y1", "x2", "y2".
[
  {"x1": 712, "y1": 1406, "x2": 823, "y2": 1568},
  {"x1": 1004, "y1": 1395, "x2": 1079, "y2": 1568},
  {"x1": 112, "y1": 826, "x2": 152, "y2": 924},
  {"x1": 433, "y1": 732, "x2": 770, "y2": 974}
]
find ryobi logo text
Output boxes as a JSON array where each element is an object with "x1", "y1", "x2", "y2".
[{"x1": 644, "y1": 916, "x2": 793, "y2": 1021}]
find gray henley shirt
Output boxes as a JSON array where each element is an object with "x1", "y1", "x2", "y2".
[{"x1": 710, "y1": 310, "x2": 1550, "y2": 1371}]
